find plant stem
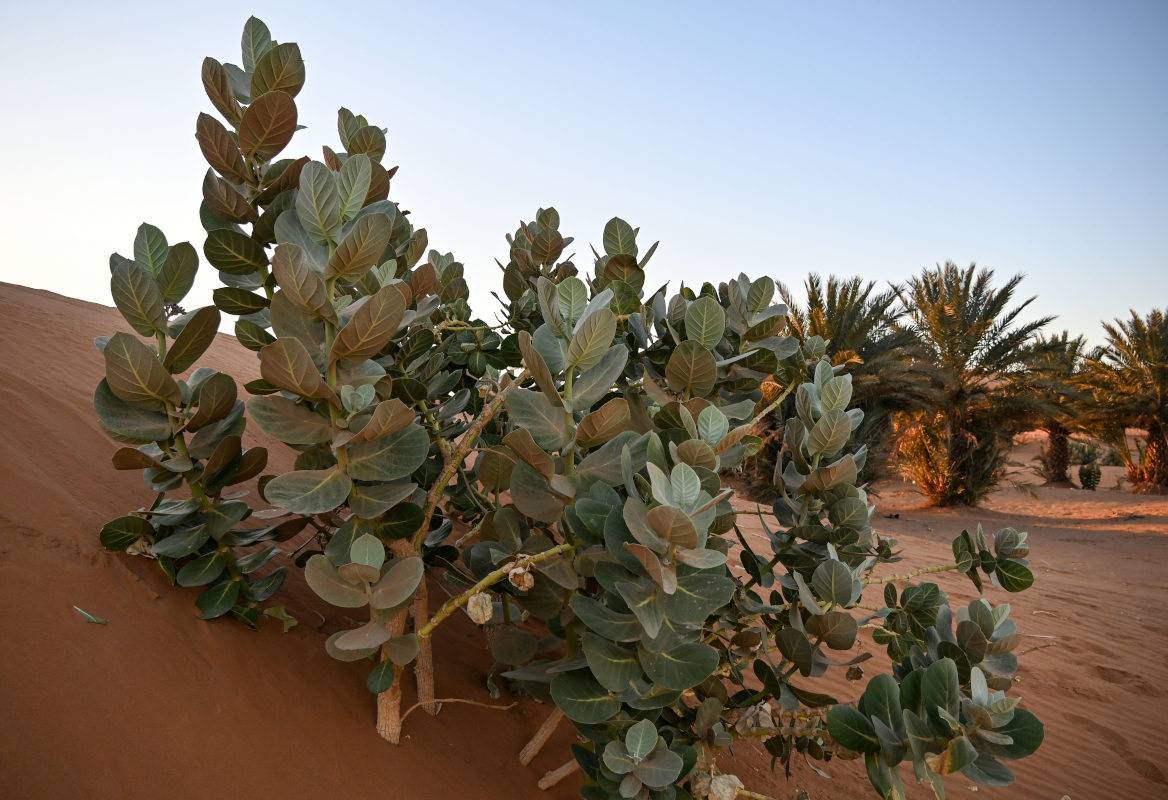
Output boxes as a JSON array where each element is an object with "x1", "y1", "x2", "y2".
[
  {"x1": 417, "y1": 542, "x2": 575, "y2": 640},
  {"x1": 519, "y1": 707, "x2": 564, "y2": 766},
  {"x1": 536, "y1": 759, "x2": 579, "y2": 791},
  {"x1": 862, "y1": 563, "x2": 959, "y2": 585},
  {"x1": 410, "y1": 372, "x2": 528, "y2": 550}
]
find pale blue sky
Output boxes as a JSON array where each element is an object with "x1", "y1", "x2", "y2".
[{"x1": 1, "y1": 1, "x2": 1164, "y2": 343}]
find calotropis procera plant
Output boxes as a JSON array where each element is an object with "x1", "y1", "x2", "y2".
[{"x1": 94, "y1": 17, "x2": 1043, "y2": 800}]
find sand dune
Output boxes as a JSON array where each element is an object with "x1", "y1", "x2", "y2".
[{"x1": 1, "y1": 282, "x2": 1165, "y2": 799}]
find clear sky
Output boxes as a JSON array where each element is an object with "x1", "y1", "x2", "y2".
[{"x1": 1, "y1": 1, "x2": 1164, "y2": 343}]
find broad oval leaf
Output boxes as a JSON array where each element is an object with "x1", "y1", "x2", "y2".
[
  {"x1": 260, "y1": 338, "x2": 337, "y2": 403},
  {"x1": 246, "y1": 395, "x2": 333, "y2": 444},
  {"x1": 196, "y1": 112, "x2": 248, "y2": 183},
  {"x1": 239, "y1": 90, "x2": 297, "y2": 161},
  {"x1": 271, "y1": 243, "x2": 336, "y2": 323},
  {"x1": 337, "y1": 154, "x2": 373, "y2": 222},
  {"x1": 165, "y1": 306, "x2": 220, "y2": 373},
  {"x1": 330, "y1": 283, "x2": 410, "y2": 364},
  {"x1": 110, "y1": 261, "x2": 166, "y2": 336},
  {"x1": 326, "y1": 213, "x2": 393, "y2": 281},
  {"x1": 576, "y1": 398, "x2": 629, "y2": 448},
  {"x1": 305, "y1": 554, "x2": 369, "y2": 608},
  {"x1": 550, "y1": 672, "x2": 619, "y2": 724},
  {"x1": 264, "y1": 467, "x2": 352, "y2": 514},
  {"x1": 684, "y1": 295, "x2": 726, "y2": 349},
  {"x1": 104, "y1": 332, "x2": 181, "y2": 408},
  {"x1": 296, "y1": 161, "x2": 342, "y2": 246},
  {"x1": 99, "y1": 515, "x2": 154, "y2": 551},
  {"x1": 639, "y1": 642, "x2": 719, "y2": 691},
  {"x1": 566, "y1": 308, "x2": 617, "y2": 371},
  {"x1": 157, "y1": 242, "x2": 199, "y2": 304},
  {"x1": 204, "y1": 228, "x2": 269, "y2": 276},
  {"x1": 250, "y1": 42, "x2": 305, "y2": 99},
  {"x1": 346, "y1": 423, "x2": 430, "y2": 482},
  {"x1": 370, "y1": 556, "x2": 424, "y2": 609},
  {"x1": 665, "y1": 341, "x2": 717, "y2": 398}
]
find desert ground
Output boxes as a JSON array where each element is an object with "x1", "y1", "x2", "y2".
[{"x1": 1, "y1": 282, "x2": 1164, "y2": 799}]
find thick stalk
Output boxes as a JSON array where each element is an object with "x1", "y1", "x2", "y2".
[
  {"x1": 519, "y1": 707, "x2": 564, "y2": 765},
  {"x1": 410, "y1": 371, "x2": 528, "y2": 550},
  {"x1": 536, "y1": 759, "x2": 579, "y2": 791},
  {"x1": 412, "y1": 577, "x2": 437, "y2": 715},
  {"x1": 376, "y1": 540, "x2": 415, "y2": 743}
]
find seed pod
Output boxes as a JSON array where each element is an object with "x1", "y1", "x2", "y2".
[
  {"x1": 467, "y1": 592, "x2": 493, "y2": 624},
  {"x1": 508, "y1": 566, "x2": 534, "y2": 592}
]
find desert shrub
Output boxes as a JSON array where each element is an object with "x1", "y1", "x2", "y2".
[
  {"x1": 1067, "y1": 440, "x2": 1101, "y2": 466},
  {"x1": 1023, "y1": 332, "x2": 1087, "y2": 486},
  {"x1": 93, "y1": 18, "x2": 1043, "y2": 799},
  {"x1": 1100, "y1": 445, "x2": 1126, "y2": 467},
  {"x1": 1078, "y1": 462, "x2": 1101, "y2": 491}
]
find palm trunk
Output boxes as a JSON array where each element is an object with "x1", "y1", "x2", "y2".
[
  {"x1": 1133, "y1": 422, "x2": 1168, "y2": 493},
  {"x1": 1044, "y1": 423, "x2": 1071, "y2": 486}
]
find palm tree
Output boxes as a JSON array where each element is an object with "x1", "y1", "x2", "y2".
[
  {"x1": 779, "y1": 274, "x2": 936, "y2": 481},
  {"x1": 1025, "y1": 331, "x2": 1088, "y2": 486},
  {"x1": 894, "y1": 262, "x2": 1053, "y2": 506},
  {"x1": 1079, "y1": 309, "x2": 1168, "y2": 493}
]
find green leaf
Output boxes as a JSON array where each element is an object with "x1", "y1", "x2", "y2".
[
  {"x1": 265, "y1": 467, "x2": 352, "y2": 514},
  {"x1": 176, "y1": 551, "x2": 228, "y2": 587},
  {"x1": 571, "y1": 345, "x2": 628, "y2": 410},
  {"x1": 104, "y1": 332, "x2": 181, "y2": 408},
  {"x1": 99, "y1": 515, "x2": 153, "y2": 551},
  {"x1": 616, "y1": 580, "x2": 664, "y2": 639},
  {"x1": 923, "y1": 658, "x2": 960, "y2": 725},
  {"x1": 557, "y1": 277, "x2": 588, "y2": 327},
  {"x1": 350, "y1": 533, "x2": 385, "y2": 570},
  {"x1": 271, "y1": 243, "x2": 337, "y2": 323},
  {"x1": 639, "y1": 642, "x2": 719, "y2": 691},
  {"x1": 247, "y1": 395, "x2": 333, "y2": 444},
  {"x1": 506, "y1": 388, "x2": 569, "y2": 450},
  {"x1": 296, "y1": 161, "x2": 342, "y2": 246},
  {"x1": 250, "y1": 42, "x2": 304, "y2": 99},
  {"x1": 370, "y1": 556, "x2": 424, "y2": 609},
  {"x1": 238, "y1": 90, "x2": 297, "y2": 161},
  {"x1": 150, "y1": 525, "x2": 210, "y2": 558},
  {"x1": 603, "y1": 217, "x2": 637, "y2": 257},
  {"x1": 665, "y1": 341, "x2": 717, "y2": 398},
  {"x1": 204, "y1": 229, "x2": 269, "y2": 276},
  {"x1": 156, "y1": 242, "x2": 199, "y2": 304},
  {"x1": 366, "y1": 661, "x2": 395, "y2": 693},
  {"x1": 490, "y1": 626, "x2": 539, "y2": 665},
  {"x1": 775, "y1": 628, "x2": 814, "y2": 676},
  {"x1": 670, "y1": 463, "x2": 701, "y2": 508},
  {"x1": 697, "y1": 405, "x2": 729, "y2": 447},
  {"x1": 133, "y1": 223, "x2": 169, "y2": 277},
  {"x1": 859, "y1": 674, "x2": 903, "y2": 735},
  {"x1": 305, "y1": 554, "x2": 369, "y2": 608},
  {"x1": 660, "y1": 573, "x2": 735, "y2": 624},
  {"x1": 330, "y1": 282, "x2": 409, "y2": 363},
  {"x1": 165, "y1": 307, "x2": 220, "y2": 373},
  {"x1": 567, "y1": 308, "x2": 617, "y2": 371},
  {"x1": 197, "y1": 581, "x2": 241, "y2": 619},
  {"x1": 994, "y1": 559, "x2": 1034, "y2": 593},
  {"x1": 326, "y1": 212, "x2": 393, "y2": 280},
  {"x1": 807, "y1": 409, "x2": 851, "y2": 458},
  {"x1": 73, "y1": 606, "x2": 109, "y2": 625},
  {"x1": 582, "y1": 632, "x2": 642, "y2": 692},
  {"x1": 812, "y1": 559, "x2": 855, "y2": 607},
  {"x1": 110, "y1": 261, "x2": 166, "y2": 336},
  {"x1": 570, "y1": 596, "x2": 642, "y2": 642},
  {"x1": 240, "y1": 16, "x2": 272, "y2": 73},
  {"x1": 633, "y1": 748, "x2": 683, "y2": 789},
  {"x1": 94, "y1": 379, "x2": 171, "y2": 442},
  {"x1": 196, "y1": 112, "x2": 248, "y2": 183},
  {"x1": 213, "y1": 287, "x2": 269, "y2": 316},
  {"x1": 827, "y1": 705, "x2": 880, "y2": 753},
  {"x1": 625, "y1": 719, "x2": 658, "y2": 761},
  {"x1": 337, "y1": 154, "x2": 372, "y2": 221},
  {"x1": 260, "y1": 338, "x2": 336, "y2": 403},
  {"x1": 684, "y1": 296, "x2": 726, "y2": 349},
  {"x1": 346, "y1": 423, "x2": 429, "y2": 482},
  {"x1": 806, "y1": 610, "x2": 858, "y2": 650},
  {"x1": 550, "y1": 672, "x2": 619, "y2": 724}
]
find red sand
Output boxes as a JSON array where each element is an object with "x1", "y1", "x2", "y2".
[{"x1": 2, "y1": 282, "x2": 1165, "y2": 799}]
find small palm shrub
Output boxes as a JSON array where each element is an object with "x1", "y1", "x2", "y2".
[
  {"x1": 93, "y1": 19, "x2": 1043, "y2": 799},
  {"x1": 1078, "y1": 462, "x2": 1101, "y2": 491}
]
